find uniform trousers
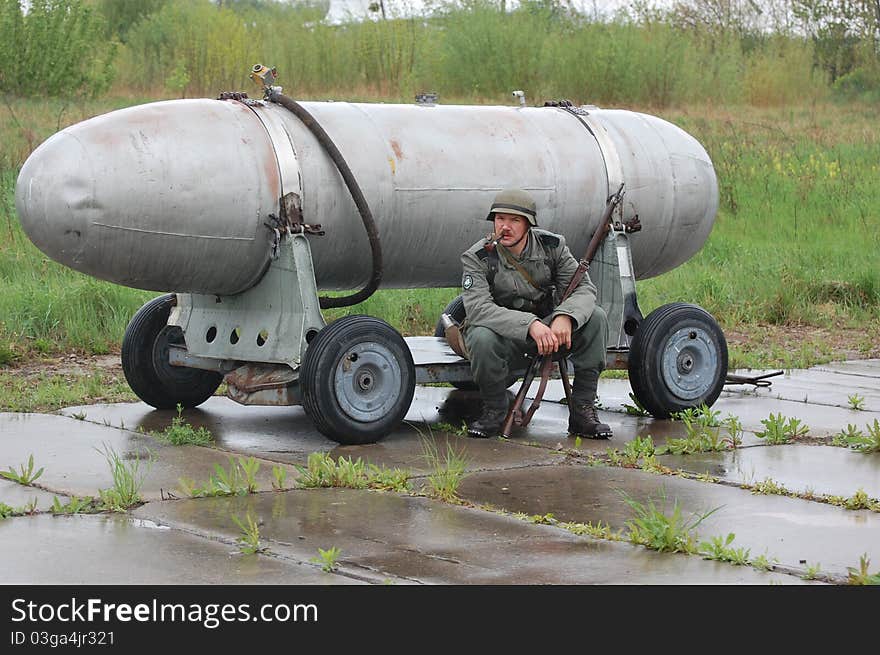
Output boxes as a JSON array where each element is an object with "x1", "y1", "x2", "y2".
[{"x1": 464, "y1": 306, "x2": 608, "y2": 398}]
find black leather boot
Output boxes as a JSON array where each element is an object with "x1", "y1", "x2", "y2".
[
  {"x1": 569, "y1": 371, "x2": 612, "y2": 439},
  {"x1": 467, "y1": 395, "x2": 509, "y2": 438},
  {"x1": 568, "y1": 402, "x2": 612, "y2": 439}
]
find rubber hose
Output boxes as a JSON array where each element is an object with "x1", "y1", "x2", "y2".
[{"x1": 271, "y1": 93, "x2": 382, "y2": 309}]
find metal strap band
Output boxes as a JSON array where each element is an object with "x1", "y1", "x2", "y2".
[{"x1": 562, "y1": 108, "x2": 624, "y2": 197}]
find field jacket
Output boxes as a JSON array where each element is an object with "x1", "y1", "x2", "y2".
[{"x1": 460, "y1": 228, "x2": 598, "y2": 342}]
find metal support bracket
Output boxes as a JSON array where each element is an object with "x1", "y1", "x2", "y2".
[
  {"x1": 591, "y1": 227, "x2": 643, "y2": 367},
  {"x1": 168, "y1": 232, "x2": 326, "y2": 372}
]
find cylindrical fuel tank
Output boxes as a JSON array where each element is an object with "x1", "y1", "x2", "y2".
[{"x1": 16, "y1": 98, "x2": 718, "y2": 295}]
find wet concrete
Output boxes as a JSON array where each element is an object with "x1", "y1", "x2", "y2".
[
  {"x1": 132, "y1": 490, "x2": 804, "y2": 585},
  {"x1": 1, "y1": 359, "x2": 878, "y2": 585},
  {"x1": 661, "y1": 444, "x2": 880, "y2": 499},
  {"x1": 0, "y1": 513, "x2": 364, "y2": 585},
  {"x1": 456, "y1": 464, "x2": 880, "y2": 581},
  {"x1": 0, "y1": 413, "x2": 296, "y2": 500}
]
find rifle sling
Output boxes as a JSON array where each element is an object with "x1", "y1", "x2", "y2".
[{"x1": 495, "y1": 244, "x2": 543, "y2": 293}]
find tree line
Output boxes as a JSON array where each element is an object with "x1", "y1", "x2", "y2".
[{"x1": 0, "y1": 0, "x2": 877, "y2": 105}]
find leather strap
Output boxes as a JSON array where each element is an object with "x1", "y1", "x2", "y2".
[{"x1": 496, "y1": 243, "x2": 542, "y2": 292}]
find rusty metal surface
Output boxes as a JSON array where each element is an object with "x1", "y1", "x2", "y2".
[
  {"x1": 225, "y1": 362, "x2": 301, "y2": 406},
  {"x1": 225, "y1": 362, "x2": 297, "y2": 392}
]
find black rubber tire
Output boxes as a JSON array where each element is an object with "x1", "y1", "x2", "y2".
[
  {"x1": 301, "y1": 315, "x2": 416, "y2": 445},
  {"x1": 434, "y1": 295, "x2": 479, "y2": 390},
  {"x1": 433, "y1": 295, "x2": 467, "y2": 337},
  {"x1": 121, "y1": 294, "x2": 223, "y2": 409},
  {"x1": 628, "y1": 302, "x2": 728, "y2": 419}
]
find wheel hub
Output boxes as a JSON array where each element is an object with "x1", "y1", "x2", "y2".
[
  {"x1": 661, "y1": 326, "x2": 718, "y2": 401},
  {"x1": 334, "y1": 342, "x2": 402, "y2": 422}
]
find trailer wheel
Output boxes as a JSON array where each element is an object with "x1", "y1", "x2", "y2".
[
  {"x1": 122, "y1": 294, "x2": 223, "y2": 409},
  {"x1": 433, "y1": 294, "x2": 478, "y2": 390},
  {"x1": 301, "y1": 315, "x2": 416, "y2": 445},
  {"x1": 628, "y1": 302, "x2": 728, "y2": 419}
]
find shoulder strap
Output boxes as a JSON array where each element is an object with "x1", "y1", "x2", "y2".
[
  {"x1": 476, "y1": 247, "x2": 499, "y2": 285},
  {"x1": 537, "y1": 233, "x2": 558, "y2": 281},
  {"x1": 538, "y1": 233, "x2": 560, "y2": 249},
  {"x1": 496, "y1": 244, "x2": 545, "y2": 291}
]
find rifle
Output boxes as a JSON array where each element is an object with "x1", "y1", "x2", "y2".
[{"x1": 500, "y1": 183, "x2": 626, "y2": 438}]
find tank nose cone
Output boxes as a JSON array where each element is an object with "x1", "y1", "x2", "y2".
[
  {"x1": 13, "y1": 99, "x2": 281, "y2": 295},
  {"x1": 16, "y1": 131, "x2": 94, "y2": 267}
]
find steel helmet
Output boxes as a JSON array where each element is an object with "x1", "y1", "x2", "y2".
[{"x1": 486, "y1": 188, "x2": 537, "y2": 227}]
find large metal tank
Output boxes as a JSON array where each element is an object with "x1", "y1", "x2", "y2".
[{"x1": 16, "y1": 98, "x2": 718, "y2": 295}]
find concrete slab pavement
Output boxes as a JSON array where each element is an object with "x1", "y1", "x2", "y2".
[{"x1": 0, "y1": 359, "x2": 877, "y2": 585}]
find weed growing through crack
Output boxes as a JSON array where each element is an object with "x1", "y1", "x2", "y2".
[
  {"x1": 558, "y1": 519, "x2": 624, "y2": 541},
  {"x1": 847, "y1": 394, "x2": 866, "y2": 411},
  {"x1": 421, "y1": 438, "x2": 468, "y2": 503},
  {"x1": 97, "y1": 445, "x2": 151, "y2": 511},
  {"x1": 840, "y1": 418, "x2": 880, "y2": 453},
  {"x1": 621, "y1": 392, "x2": 651, "y2": 417},
  {"x1": 660, "y1": 407, "x2": 740, "y2": 455},
  {"x1": 832, "y1": 424, "x2": 865, "y2": 446},
  {"x1": 751, "y1": 554, "x2": 777, "y2": 571},
  {"x1": 750, "y1": 477, "x2": 790, "y2": 496},
  {"x1": 0, "y1": 500, "x2": 37, "y2": 518},
  {"x1": 843, "y1": 488, "x2": 878, "y2": 510},
  {"x1": 51, "y1": 495, "x2": 96, "y2": 515},
  {"x1": 699, "y1": 533, "x2": 751, "y2": 565},
  {"x1": 294, "y1": 452, "x2": 410, "y2": 492},
  {"x1": 232, "y1": 512, "x2": 266, "y2": 555},
  {"x1": 311, "y1": 546, "x2": 341, "y2": 572},
  {"x1": 271, "y1": 465, "x2": 288, "y2": 491},
  {"x1": 621, "y1": 435, "x2": 655, "y2": 466},
  {"x1": 755, "y1": 413, "x2": 809, "y2": 444},
  {"x1": 721, "y1": 414, "x2": 744, "y2": 448},
  {"x1": 179, "y1": 456, "x2": 260, "y2": 497},
  {"x1": 296, "y1": 453, "x2": 366, "y2": 488},
  {"x1": 803, "y1": 562, "x2": 822, "y2": 580},
  {"x1": 1, "y1": 454, "x2": 44, "y2": 485},
  {"x1": 152, "y1": 404, "x2": 213, "y2": 446},
  {"x1": 367, "y1": 465, "x2": 410, "y2": 492},
  {"x1": 846, "y1": 554, "x2": 880, "y2": 585},
  {"x1": 620, "y1": 490, "x2": 720, "y2": 554}
]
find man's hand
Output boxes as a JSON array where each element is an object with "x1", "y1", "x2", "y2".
[
  {"x1": 549, "y1": 314, "x2": 573, "y2": 350},
  {"x1": 528, "y1": 320, "x2": 559, "y2": 356}
]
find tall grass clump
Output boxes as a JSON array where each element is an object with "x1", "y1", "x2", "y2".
[
  {"x1": 0, "y1": 0, "x2": 115, "y2": 99},
  {"x1": 118, "y1": 1, "x2": 259, "y2": 97}
]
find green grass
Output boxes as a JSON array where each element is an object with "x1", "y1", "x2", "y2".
[
  {"x1": 152, "y1": 404, "x2": 214, "y2": 446},
  {"x1": 1, "y1": 88, "x2": 878, "y2": 383},
  {"x1": 311, "y1": 546, "x2": 342, "y2": 573},
  {"x1": 294, "y1": 452, "x2": 410, "y2": 492},
  {"x1": 1, "y1": 453, "x2": 44, "y2": 485},
  {"x1": 621, "y1": 490, "x2": 721, "y2": 554},
  {"x1": 420, "y1": 437, "x2": 469, "y2": 503},
  {"x1": 755, "y1": 413, "x2": 810, "y2": 444},
  {"x1": 96, "y1": 444, "x2": 151, "y2": 512},
  {"x1": 232, "y1": 512, "x2": 267, "y2": 555},
  {"x1": 178, "y1": 456, "x2": 260, "y2": 498},
  {"x1": 0, "y1": 369, "x2": 136, "y2": 412}
]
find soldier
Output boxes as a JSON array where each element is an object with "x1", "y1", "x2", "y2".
[{"x1": 459, "y1": 188, "x2": 611, "y2": 439}]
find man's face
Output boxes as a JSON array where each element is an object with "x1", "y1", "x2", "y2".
[{"x1": 492, "y1": 212, "x2": 529, "y2": 249}]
